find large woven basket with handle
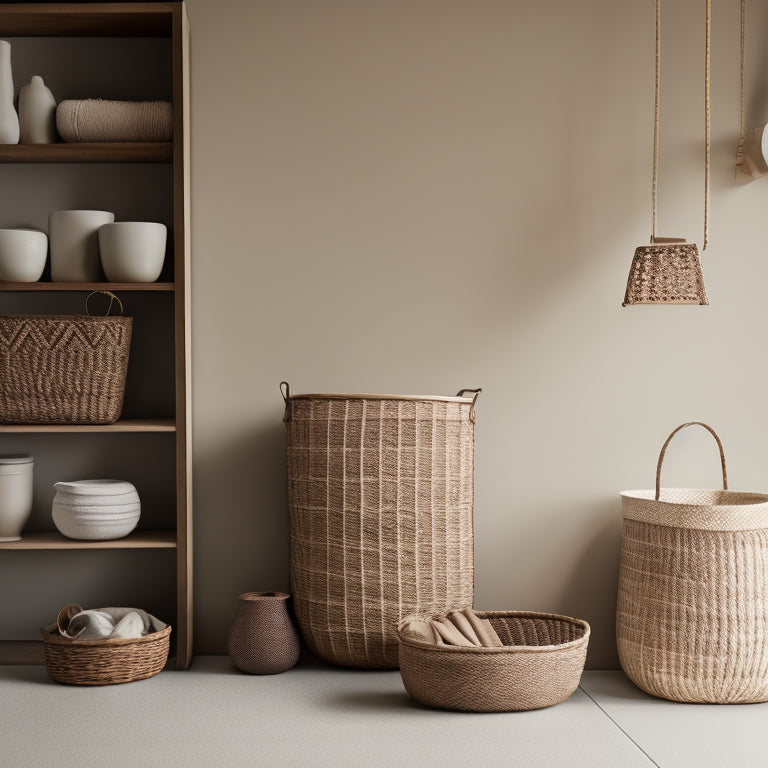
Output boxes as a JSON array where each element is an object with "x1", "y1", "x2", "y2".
[
  {"x1": 0, "y1": 291, "x2": 131, "y2": 425},
  {"x1": 618, "y1": 422, "x2": 768, "y2": 703},
  {"x1": 282, "y1": 383, "x2": 480, "y2": 668}
]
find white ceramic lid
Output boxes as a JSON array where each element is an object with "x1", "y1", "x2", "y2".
[{"x1": 0, "y1": 454, "x2": 33, "y2": 464}]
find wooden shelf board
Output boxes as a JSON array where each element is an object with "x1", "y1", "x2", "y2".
[
  {"x1": 0, "y1": 282, "x2": 174, "y2": 291},
  {"x1": 0, "y1": 419, "x2": 175, "y2": 434},
  {"x1": 0, "y1": 4, "x2": 174, "y2": 38},
  {"x1": 0, "y1": 530, "x2": 177, "y2": 550},
  {"x1": 0, "y1": 143, "x2": 172, "y2": 164},
  {"x1": 0, "y1": 641, "x2": 44, "y2": 665}
]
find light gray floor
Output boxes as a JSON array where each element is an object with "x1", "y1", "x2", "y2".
[{"x1": 3, "y1": 656, "x2": 767, "y2": 768}]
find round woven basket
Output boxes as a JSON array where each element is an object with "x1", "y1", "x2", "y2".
[
  {"x1": 397, "y1": 611, "x2": 590, "y2": 712},
  {"x1": 41, "y1": 623, "x2": 171, "y2": 685}
]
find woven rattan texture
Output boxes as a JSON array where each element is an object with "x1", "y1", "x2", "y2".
[
  {"x1": 41, "y1": 624, "x2": 170, "y2": 685},
  {"x1": 622, "y1": 244, "x2": 708, "y2": 305},
  {"x1": 397, "y1": 612, "x2": 590, "y2": 712},
  {"x1": 617, "y1": 517, "x2": 768, "y2": 703},
  {"x1": 0, "y1": 314, "x2": 132, "y2": 424},
  {"x1": 286, "y1": 396, "x2": 475, "y2": 668}
]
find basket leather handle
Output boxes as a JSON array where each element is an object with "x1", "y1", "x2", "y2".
[
  {"x1": 86, "y1": 290, "x2": 123, "y2": 317},
  {"x1": 655, "y1": 422, "x2": 728, "y2": 501},
  {"x1": 456, "y1": 388, "x2": 482, "y2": 423},
  {"x1": 280, "y1": 381, "x2": 291, "y2": 422}
]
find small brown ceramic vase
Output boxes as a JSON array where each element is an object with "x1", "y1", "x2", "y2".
[{"x1": 227, "y1": 591, "x2": 301, "y2": 674}]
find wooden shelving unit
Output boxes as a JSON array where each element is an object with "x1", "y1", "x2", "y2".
[{"x1": 0, "y1": 2, "x2": 192, "y2": 668}]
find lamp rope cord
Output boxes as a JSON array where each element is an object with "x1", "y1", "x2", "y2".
[{"x1": 652, "y1": 0, "x2": 710, "y2": 251}]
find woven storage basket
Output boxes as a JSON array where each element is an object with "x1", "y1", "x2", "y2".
[
  {"x1": 397, "y1": 611, "x2": 590, "y2": 712},
  {"x1": 0, "y1": 292, "x2": 132, "y2": 425},
  {"x1": 282, "y1": 383, "x2": 480, "y2": 668},
  {"x1": 618, "y1": 422, "x2": 768, "y2": 703},
  {"x1": 41, "y1": 623, "x2": 171, "y2": 685}
]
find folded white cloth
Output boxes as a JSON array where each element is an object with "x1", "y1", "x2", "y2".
[
  {"x1": 400, "y1": 608, "x2": 504, "y2": 648},
  {"x1": 64, "y1": 607, "x2": 167, "y2": 640}
]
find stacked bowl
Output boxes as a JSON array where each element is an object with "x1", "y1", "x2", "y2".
[{"x1": 52, "y1": 479, "x2": 140, "y2": 540}]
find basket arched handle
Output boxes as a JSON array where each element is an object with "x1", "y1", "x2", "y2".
[
  {"x1": 86, "y1": 290, "x2": 123, "y2": 317},
  {"x1": 280, "y1": 381, "x2": 291, "y2": 422},
  {"x1": 456, "y1": 388, "x2": 482, "y2": 423},
  {"x1": 655, "y1": 422, "x2": 728, "y2": 501}
]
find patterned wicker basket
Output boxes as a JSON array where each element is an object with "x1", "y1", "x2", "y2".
[
  {"x1": 41, "y1": 623, "x2": 171, "y2": 685},
  {"x1": 0, "y1": 292, "x2": 132, "y2": 425},
  {"x1": 397, "y1": 611, "x2": 590, "y2": 712},
  {"x1": 618, "y1": 422, "x2": 768, "y2": 703},
  {"x1": 282, "y1": 383, "x2": 480, "y2": 669}
]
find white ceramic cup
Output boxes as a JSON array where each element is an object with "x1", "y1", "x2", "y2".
[
  {"x1": 98, "y1": 221, "x2": 167, "y2": 282},
  {"x1": 49, "y1": 209, "x2": 114, "y2": 281},
  {"x1": 0, "y1": 228, "x2": 47, "y2": 281}
]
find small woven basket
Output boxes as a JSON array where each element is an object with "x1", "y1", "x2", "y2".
[
  {"x1": 41, "y1": 623, "x2": 171, "y2": 685},
  {"x1": 397, "y1": 611, "x2": 590, "y2": 712},
  {"x1": 0, "y1": 292, "x2": 132, "y2": 425},
  {"x1": 618, "y1": 422, "x2": 768, "y2": 703}
]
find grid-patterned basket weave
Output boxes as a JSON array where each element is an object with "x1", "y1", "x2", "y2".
[
  {"x1": 41, "y1": 624, "x2": 171, "y2": 685},
  {"x1": 282, "y1": 384, "x2": 479, "y2": 668},
  {"x1": 398, "y1": 611, "x2": 590, "y2": 712},
  {"x1": 0, "y1": 305, "x2": 132, "y2": 425},
  {"x1": 618, "y1": 422, "x2": 768, "y2": 703}
]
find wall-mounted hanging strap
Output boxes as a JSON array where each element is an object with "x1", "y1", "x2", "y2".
[{"x1": 736, "y1": 0, "x2": 746, "y2": 166}]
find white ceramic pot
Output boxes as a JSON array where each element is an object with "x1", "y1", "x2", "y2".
[
  {"x1": 0, "y1": 455, "x2": 33, "y2": 542},
  {"x1": 0, "y1": 228, "x2": 47, "y2": 281},
  {"x1": 52, "y1": 479, "x2": 140, "y2": 540},
  {"x1": 98, "y1": 221, "x2": 167, "y2": 282},
  {"x1": 49, "y1": 209, "x2": 114, "y2": 282}
]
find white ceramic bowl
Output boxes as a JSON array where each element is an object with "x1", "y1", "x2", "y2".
[
  {"x1": 0, "y1": 228, "x2": 47, "y2": 282},
  {"x1": 52, "y1": 479, "x2": 141, "y2": 540},
  {"x1": 98, "y1": 221, "x2": 167, "y2": 282}
]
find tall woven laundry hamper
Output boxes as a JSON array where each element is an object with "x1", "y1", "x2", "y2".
[
  {"x1": 617, "y1": 422, "x2": 768, "y2": 703},
  {"x1": 281, "y1": 383, "x2": 480, "y2": 668}
]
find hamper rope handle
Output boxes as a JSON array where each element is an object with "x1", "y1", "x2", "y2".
[
  {"x1": 86, "y1": 290, "x2": 124, "y2": 317},
  {"x1": 655, "y1": 422, "x2": 728, "y2": 501},
  {"x1": 456, "y1": 388, "x2": 482, "y2": 423}
]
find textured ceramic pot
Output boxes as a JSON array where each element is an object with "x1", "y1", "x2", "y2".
[
  {"x1": 52, "y1": 479, "x2": 140, "y2": 540},
  {"x1": 19, "y1": 75, "x2": 57, "y2": 144},
  {"x1": 228, "y1": 592, "x2": 301, "y2": 674},
  {"x1": 0, "y1": 228, "x2": 47, "y2": 281},
  {"x1": 0, "y1": 40, "x2": 19, "y2": 144},
  {"x1": 49, "y1": 209, "x2": 114, "y2": 282},
  {"x1": 98, "y1": 221, "x2": 167, "y2": 282}
]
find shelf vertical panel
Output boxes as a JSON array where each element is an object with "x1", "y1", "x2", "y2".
[{"x1": 172, "y1": 1, "x2": 193, "y2": 670}]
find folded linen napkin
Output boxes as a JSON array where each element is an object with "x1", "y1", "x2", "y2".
[
  {"x1": 61, "y1": 606, "x2": 167, "y2": 640},
  {"x1": 401, "y1": 608, "x2": 504, "y2": 648}
]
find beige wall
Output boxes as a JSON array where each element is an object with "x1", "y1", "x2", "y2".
[{"x1": 187, "y1": 0, "x2": 768, "y2": 667}]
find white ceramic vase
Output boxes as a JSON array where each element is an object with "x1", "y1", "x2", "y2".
[
  {"x1": 0, "y1": 455, "x2": 33, "y2": 542},
  {"x1": 0, "y1": 40, "x2": 19, "y2": 144},
  {"x1": 19, "y1": 75, "x2": 57, "y2": 144},
  {"x1": 52, "y1": 479, "x2": 141, "y2": 540},
  {"x1": 49, "y1": 209, "x2": 114, "y2": 282},
  {"x1": 98, "y1": 221, "x2": 167, "y2": 282},
  {"x1": 0, "y1": 228, "x2": 48, "y2": 281}
]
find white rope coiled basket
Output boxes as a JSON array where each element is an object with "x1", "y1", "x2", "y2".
[{"x1": 618, "y1": 422, "x2": 768, "y2": 703}]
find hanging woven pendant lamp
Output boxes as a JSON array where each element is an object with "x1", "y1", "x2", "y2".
[{"x1": 622, "y1": 0, "x2": 710, "y2": 306}]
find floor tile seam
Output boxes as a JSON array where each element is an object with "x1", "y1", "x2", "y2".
[{"x1": 578, "y1": 685, "x2": 662, "y2": 768}]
